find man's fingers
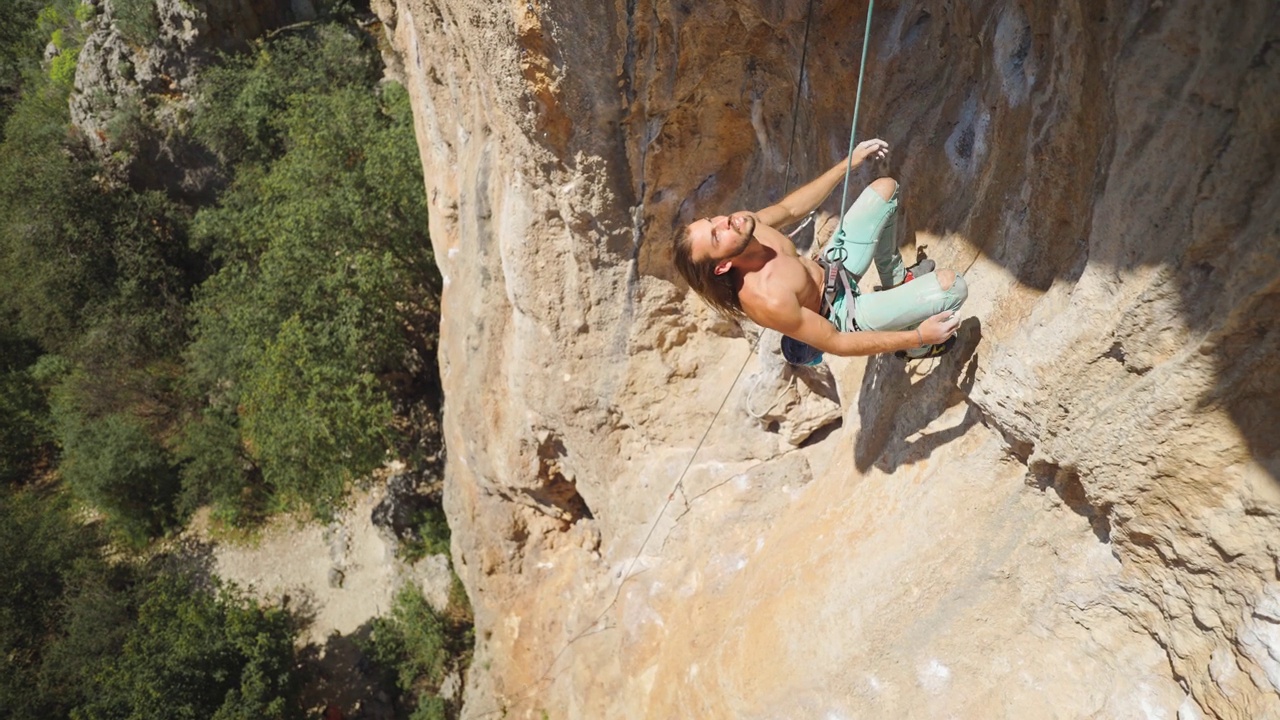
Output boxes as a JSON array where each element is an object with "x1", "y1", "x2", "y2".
[{"x1": 923, "y1": 311, "x2": 960, "y2": 341}]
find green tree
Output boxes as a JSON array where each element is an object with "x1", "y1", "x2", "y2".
[
  {"x1": 0, "y1": 77, "x2": 112, "y2": 351},
  {"x1": 0, "y1": 73, "x2": 196, "y2": 361},
  {"x1": 0, "y1": 324, "x2": 50, "y2": 484},
  {"x1": 37, "y1": 562, "x2": 133, "y2": 716},
  {"x1": 0, "y1": 486, "x2": 302, "y2": 720},
  {"x1": 176, "y1": 404, "x2": 265, "y2": 525},
  {"x1": 0, "y1": 69, "x2": 196, "y2": 541},
  {"x1": 54, "y1": 407, "x2": 181, "y2": 545},
  {"x1": 183, "y1": 26, "x2": 437, "y2": 519},
  {"x1": 76, "y1": 573, "x2": 302, "y2": 720},
  {"x1": 193, "y1": 27, "x2": 380, "y2": 167},
  {"x1": 0, "y1": 484, "x2": 105, "y2": 720},
  {"x1": 0, "y1": 0, "x2": 45, "y2": 123},
  {"x1": 239, "y1": 315, "x2": 393, "y2": 512}
]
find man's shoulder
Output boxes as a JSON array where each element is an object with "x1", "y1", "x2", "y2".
[{"x1": 739, "y1": 272, "x2": 800, "y2": 329}]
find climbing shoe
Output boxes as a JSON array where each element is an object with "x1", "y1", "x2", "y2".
[
  {"x1": 877, "y1": 258, "x2": 935, "y2": 291},
  {"x1": 895, "y1": 334, "x2": 957, "y2": 361},
  {"x1": 902, "y1": 257, "x2": 935, "y2": 284}
]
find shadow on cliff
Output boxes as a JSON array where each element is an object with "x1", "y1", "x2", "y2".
[
  {"x1": 658, "y1": 1, "x2": 1278, "y2": 483},
  {"x1": 853, "y1": 317, "x2": 982, "y2": 473},
  {"x1": 860, "y1": 1, "x2": 1280, "y2": 483}
]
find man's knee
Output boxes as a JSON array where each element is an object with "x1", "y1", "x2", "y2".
[
  {"x1": 869, "y1": 176, "x2": 897, "y2": 202},
  {"x1": 937, "y1": 269, "x2": 968, "y2": 306}
]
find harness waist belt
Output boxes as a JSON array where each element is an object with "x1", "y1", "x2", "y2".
[{"x1": 818, "y1": 254, "x2": 859, "y2": 332}]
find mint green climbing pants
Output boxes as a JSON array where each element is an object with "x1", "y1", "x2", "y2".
[{"x1": 825, "y1": 183, "x2": 968, "y2": 334}]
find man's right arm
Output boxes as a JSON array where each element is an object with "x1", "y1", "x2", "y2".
[
  {"x1": 752, "y1": 293, "x2": 958, "y2": 357},
  {"x1": 756, "y1": 139, "x2": 890, "y2": 228}
]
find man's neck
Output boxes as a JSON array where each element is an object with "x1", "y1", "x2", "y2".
[{"x1": 729, "y1": 240, "x2": 774, "y2": 274}]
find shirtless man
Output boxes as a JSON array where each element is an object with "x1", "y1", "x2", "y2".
[{"x1": 673, "y1": 139, "x2": 968, "y2": 363}]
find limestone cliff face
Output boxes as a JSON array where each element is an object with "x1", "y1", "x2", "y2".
[{"x1": 373, "y1": 0, "x2": 1279, "y2": 717}]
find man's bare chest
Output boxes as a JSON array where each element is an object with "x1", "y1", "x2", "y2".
[{"x1": 741, "y1": 252, "x2": 826, "y2": 315}]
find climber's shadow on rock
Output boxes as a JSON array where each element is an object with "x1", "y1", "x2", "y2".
[{"x1": 854, "y1": 317, "x2": 982, "y2": 474}]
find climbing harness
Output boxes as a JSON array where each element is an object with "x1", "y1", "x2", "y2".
[
  {"x1": 777, "y1": 251, "x2": 858, "y2": 367},
  {"x1": 819, "y1": 247, "x2": 861, "y2": 330}
]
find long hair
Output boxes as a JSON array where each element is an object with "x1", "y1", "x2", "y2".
[{"x1": 672, "y1": 225, "x2": 744, "y2": 319}]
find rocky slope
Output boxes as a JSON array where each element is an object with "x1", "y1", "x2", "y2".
[
  {"x1": 70, "y1": 0, "x2": 309, "y2": 195},
  {"x1": 373, "y1": 0, "x2": 1279, "y2": 716}
]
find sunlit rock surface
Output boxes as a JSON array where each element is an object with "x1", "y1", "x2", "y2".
[{"x1": 373, "y1": 0, "x2": 1280, "y2": 716}]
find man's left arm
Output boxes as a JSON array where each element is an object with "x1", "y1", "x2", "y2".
[{"x1": 756, "y1": 138, "x2": 888, "y2": 228}]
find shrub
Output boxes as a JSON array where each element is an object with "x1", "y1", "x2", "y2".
[
  {"x1": 401, "y1": 502, "x2": 451, "y2": 563},
  {"x1": 409, "y1": 696, "x2": 449, "y2": 720},
  {"x1": 34, "y1": 0, "x2": 91, "y2": 89},
  {"x1": 55, "y1": 406, "x2": 181, "y2": 545},
  {"x1": 75, "y1": 572, "x2": 302, "y2": 720},
  {"x1": 0, "y1": 483, "x2": 106, "y2": 720},
  {"x1": 112, "y1": 0, "x2": 159, "y2": 46},
  {"x1": 367, "y1": 583, "x2": 473, "y2": 719},
  {"x1": 73, "y1": 1, "x2": 94, "y2": 23}
]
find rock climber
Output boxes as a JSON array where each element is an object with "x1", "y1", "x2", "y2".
[{"x1": 672, "y1": 138, "x2": 969, "y2": 365}]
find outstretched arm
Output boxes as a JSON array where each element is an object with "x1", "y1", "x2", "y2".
[
  {"x1": 754, "y1": 292, "x2": 958, "y2": 357},
  {"x1": 756, "y1": 138, "x2": 889, "y2": 228}
]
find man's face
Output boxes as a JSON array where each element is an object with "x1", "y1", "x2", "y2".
[{"x1": 687, "y1": 211, "x2": 756, "y2": 273}]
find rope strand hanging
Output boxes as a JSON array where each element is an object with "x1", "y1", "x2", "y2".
[{"x1": 835, "y1": 0, "x2": 876, "y2": 222}]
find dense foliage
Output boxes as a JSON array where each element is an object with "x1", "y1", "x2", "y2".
[
  {"x1": 0, "y1": 17, "x2": 439, "y2": 534},
  {"x1": 0, "y1": 326, "x2": 49, "y2": 482},
  {"x1": 79, "y1": 573, "x2": 301, "y2": 720},
  {"x1": 0, "y1": 6, "x2": 462, "y2": 719},
  {"x1": 0, "y1": 485, "x2": 303, "y2": 720},
  {"x1": 184, "y1": 28, "x2": 437, "y2": 518},
  {"x1": 0, "y1": 485, "x2": 101, "y2": 719}
]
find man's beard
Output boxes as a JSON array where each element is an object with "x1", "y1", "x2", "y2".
[{"x1": 726, "y1": 214, "x2": 755, "y2": 257}]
